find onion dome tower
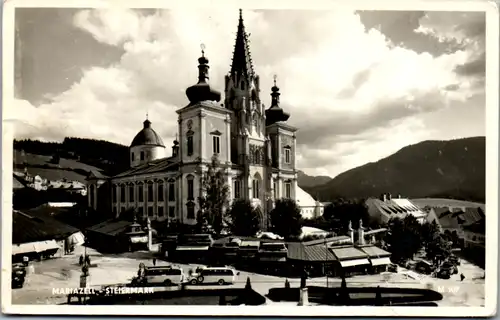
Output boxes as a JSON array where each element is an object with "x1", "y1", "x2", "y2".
[
  {"x1": 130, "y1": 116, "x2": 166, "y2": 167},
  {"x1": 185, "y1": 44, "x2": 221, "y2": 104},
  {"x1": 265, "y1": 75, "x2": 290, "y2": 126}
]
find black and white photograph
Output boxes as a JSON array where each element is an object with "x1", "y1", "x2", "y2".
[{"x1": 2, "y1": 0, "x2": 498, "y2": 316}]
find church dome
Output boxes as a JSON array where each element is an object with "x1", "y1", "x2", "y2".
[{"x1": 130, "y1": 119, "x2": 165, "y2": 148}]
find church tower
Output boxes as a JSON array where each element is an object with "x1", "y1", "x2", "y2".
[
  {"x1": 225, "y1": 10, "x2": 269, "y2": 225},
  {"x1": 176, "y1": 45, "x2": 232, "y2": 225}
]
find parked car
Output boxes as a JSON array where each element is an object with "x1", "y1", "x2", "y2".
[
  {"x1": 449, "y1": 255, "x2": 461, "y2": 266},
  {"x1": 188, "y1": 267, "x2": 240, "y2": 285},
  {"x1": 415, "y1": 260, "x2": 434, "y2": 275},
  {"x1": 12, "y1": 263, "x2": 26, "y2": 288},
  {"x1": 436, "y1": 268, "x2": 451, "y2": 279},
  {"x1": 441, "y1": 262, "x2": 458, "y2": 275},
  {"x1": 132, "y1": 265, "x2": 186, "y2": 286},
  {"x1": 387, "y1": 264, "x2": 398, "y2": 273}
]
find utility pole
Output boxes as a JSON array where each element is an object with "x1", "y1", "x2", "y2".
[{"x1": 325, "y1": 237, "x2": 329, "y2": 288}]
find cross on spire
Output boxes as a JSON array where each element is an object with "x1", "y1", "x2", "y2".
[
  {"x1": 201, "y1": 43, "x2": 205, "y2": 57},
  {"x1": 273, "y1": 74, "x2": 278, "y2": 86}
]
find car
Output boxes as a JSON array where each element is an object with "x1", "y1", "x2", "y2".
[
  {"x1": 188, "y1": 267, "x2": 240, "y2": 285},
  {"x1": 436, "y1": 268, "x2": 451, "y2": 279},
  {"x1": 387, "y1": 264, "x2": 398, "y2": 273},
  {"x1": 12, "y1": 263, "x2": 26, "y2": 288},
  {"x1": 132, "y1": 265, "x2": 186, "y2": 286},
  {"x1": 441, "y1": 262, "x2": 458, "y2": 275},
  {"x1": 449, "y1": 255, "x2": 461, "y2": 266}
]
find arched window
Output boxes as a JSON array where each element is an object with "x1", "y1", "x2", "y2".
[
  {"x1": 131, "y1": 152, "x2": 135, "y2": 162},
  {"x1": 186, "y1": 201, "x2": 195, "y2": 219},
  {"x1": 187, "y1": 174, "x2": 195, "y2": 200},
  {"x1": 252, "y1": 173, "x2": 261, "y2": 199},
  {"x1": 240, "y1": 81, "x2": 245, "y2": 90},
  {"x1": 140, "y1": 151, "x2": 145, "y2": 161}
]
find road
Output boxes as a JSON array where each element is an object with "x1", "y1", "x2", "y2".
[{"x1": 11, "y1": 245, "x2": 485, "y2": 307}]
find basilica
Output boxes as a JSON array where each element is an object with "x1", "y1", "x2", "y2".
[{"x1": 86, "y1": 10, "x2": 324, "y2": 229}]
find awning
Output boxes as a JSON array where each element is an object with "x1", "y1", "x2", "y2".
[
  {"x1": 176, "y1": 246, "x2": 210, "y2": 251},
  {"x1": 260, "y1": 256, "x2": 287, "y2": 262},
  {"x1": 68, "y1": 232, "x2": 85, "y2": 246},
  {"x1": 339, "y1": 258, "x2": 370, "y2": 268},
  {"x1": 130, "y1": 235, "x2": 148, "y2": 244},
  {"x1": 12, "y1": 240, "x2": 60, "y2": 255},
  {"x1": 35, "y1": 240, "x2": 60, "y2": 252},
  {"x1": 370, "y1": 257, "x2": 392, "y2": 266}
]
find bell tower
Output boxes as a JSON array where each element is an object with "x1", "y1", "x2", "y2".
[{"x1": 224, "y1": 9, "x2": 265, "y2": 166}]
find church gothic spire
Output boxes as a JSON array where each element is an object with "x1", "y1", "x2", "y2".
[{"x1": 230, "y1": 9, "x2": 255, "y2": 81}]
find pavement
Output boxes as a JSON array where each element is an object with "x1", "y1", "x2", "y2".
[{"x1": 11, "y1": 245, "x2": 485, "y2": 307}]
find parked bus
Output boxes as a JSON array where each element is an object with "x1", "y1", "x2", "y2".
[
  {"x1": 188, "y1": 267, "x2": 239, "y2": 285},
  {"x1": 133, "y1": 265, "x2": 186, "y2": 286}
]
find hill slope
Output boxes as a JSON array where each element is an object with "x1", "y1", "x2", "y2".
[
  {"x1": 305, "y1": 137, "x2": 485, "y2": 203},
  {"x1": 297, "y1": 170, "x2": 332, "y2": 188}
]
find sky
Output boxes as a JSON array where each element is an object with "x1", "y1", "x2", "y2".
[{"x1": 11, "y1": 8, "x2": 486, "y2": 178}]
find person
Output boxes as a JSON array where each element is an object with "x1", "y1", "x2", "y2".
[
  {"x1": 153, "y1": 258, "x2": 156, "y2": 266},
  {"x1": 79, "y1": 255, "x2": 84, "y2": 266},
  {"x1": 460, "y1": 273, "x2": 465, "y2": 282},
  {"x1": 85, "y1": 255, "x2": 91, "y2": 266}
]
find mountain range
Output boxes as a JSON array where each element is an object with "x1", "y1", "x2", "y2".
[
  {"x1": 302, "y1": 136, "x2": 485, "y2": 203},
  {"x1": 13, "y1": 136, "x2": 485, "y2": 203}
]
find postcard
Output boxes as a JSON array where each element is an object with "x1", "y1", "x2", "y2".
[{"x1": 2, "y1": 0, "x2": 498, "y2": 316}]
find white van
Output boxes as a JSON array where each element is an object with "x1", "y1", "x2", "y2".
[
  {"x1": 143, "y1": 266, "x2": 186, "y2": 286},
  {"x1": 189, "y1": 267, "x2": 239, "y2": 285}
]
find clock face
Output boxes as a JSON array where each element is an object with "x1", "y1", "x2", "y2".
[{"x1": 187, "y1": 120, "x2": 193, "y2": 129}]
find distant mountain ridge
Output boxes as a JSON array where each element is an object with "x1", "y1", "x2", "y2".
[
  {"x1": 303, "y1": 137, "x2": 485, "y2": 203},
  {"x1": 297, "y1": 170, "x2": 332, "y2": 188}
]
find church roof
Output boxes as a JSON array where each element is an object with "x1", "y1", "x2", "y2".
[
  {"x1": 130, "y1": 119, "x2": 165, "y2": 148},
  {"x1": 230, "y1": 9, "x2": 255, "y2": 81},
  {"x1": 113, "y1": 158, "x2": 179, "y2": 179}
]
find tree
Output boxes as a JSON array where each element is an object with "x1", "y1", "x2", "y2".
[
  {"x1": 385, "y1": 215, "x2": 422, "y2": 262},
  {"x1": 323, "y1": 198, "x2": 373, "y2": 232},
  {"x1": 227, "y1": 199, "x2": 261, "y2": 236},
  {"x1": 269, "y1": 198, "x2": 303, "y2": 239},
  {"x1": 197, "y1": 155, "x2": 230, "y2": 235}
]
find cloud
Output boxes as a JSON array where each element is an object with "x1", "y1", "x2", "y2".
[{"x1": 13, "y1": 9, "x2": 485, "y2": 177}]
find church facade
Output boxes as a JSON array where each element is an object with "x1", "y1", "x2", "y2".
[{"x1": 87, "y1": 10, "x2": 304, "y2": 229}]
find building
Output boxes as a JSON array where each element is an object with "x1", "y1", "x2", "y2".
[
  {"x1": 365, "y1": 193, "x2": 426, "y2": 225},
  {"x1": 86, "y1": 10, "x2": 322, "y2": 230},
  {"x1": 12, "y1": 210, "x2": 84, "y2": 261},
  {"x1": 296, "y1": 187, "x2": 324, "y2": 219},
  {"x1": 426, "y1": 206, "x2": 485, "y2": 247}
]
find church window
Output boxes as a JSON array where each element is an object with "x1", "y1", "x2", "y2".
[
  {"x1": 212, "y1": 136, "x2": 220, "y2": 154},
  {"x1": 168, "y1": 182, "x2": 175, "y2": 201},
  {"x1": 138, "y1": 185, "x2": 144, "y2": 202},
  {"x1": 187, "y1": 202, "x2": 195, "y2": 219},
  {"x1": 158, "y1": 184, "x2": 164, "y2": 202},
  {"x1": 168, "y1": 206, "x2": 175, "y2": 217},
  {"x1": 140, "y1": 151, "x2": 145, "y2": 161},
  {"x1": 120, "y1": 185, "x2": 126, "y2": 203},
  {"x1": 273, "y1": 181, "x2": 278, "y2": 199},
  {"x1": 285, "y1": 147, "x2": 291, "y2": 164},
  {"x1": 112, "y1": 185, "x2": 117, "y2": 203},
  {"x1": 158, "y1": 206, "x2": 164, "y2": 217},
  {"x1": 131, "y1": 152, "x2": 135, "y2": 162},
  {"x1": 233, "y1": 180, "x2": 241, "y2": 199},
  {"x1": 138, "y1": 206, "x2": 144, "y2": 216},
  {"x1": 254, "y1": 149, "x2": 261, "y2": 165},
  {"x1": 148, "y1": 206, "x2": 154, "y2": 217},
  {"x1": 147, "y1": 183, "x2": 154, "y2": 202},
  {"x1": 129, "y1": 185, "x2": 134, "y2": 202},
  {"x1": 187, "y1": 136, "x2": 194, "y2": 156},
  {"x1": 187, "y1": 175, "x2": 195, "y2": 200},
  {"x1": 252, "y1": 179, "x2": 260, "y2": 199},
  {"x1": 241, "y1": 81, "x2": 245, "y2": 90},
  {"x1": 113, "y1": 207, "x2": 116, "y2": 215},
  {"x1": 285, "y1": 181, "x2": 292, "y2": 199}
]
